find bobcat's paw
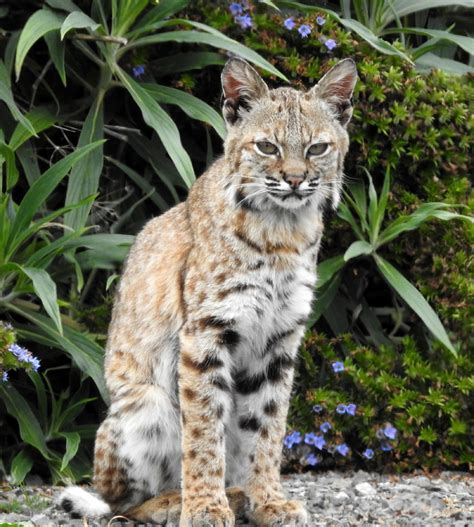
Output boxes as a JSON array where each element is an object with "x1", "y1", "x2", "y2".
[
  {"x1": 250, "y1": 499, "x2": 308, "y2": 527},
  {"x1": 180, "y1": 501, "x2": 235, "y2": 527}
]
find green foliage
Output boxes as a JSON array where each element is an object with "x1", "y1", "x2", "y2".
[{"x1": 289, "y1": 332, "x2": 474, "y2": 471}]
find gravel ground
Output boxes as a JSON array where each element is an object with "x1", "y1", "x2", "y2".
[{"x1": 1, "y1": 470, "x2": 473, "y2": 526}]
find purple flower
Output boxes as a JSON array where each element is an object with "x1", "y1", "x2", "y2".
[
  {"x1": 2, "y1": 371, "x2": 8, "y2": 382},
  {"x1": 346, "y1": 403, "x2": 357, "y2": 416},
  {"x1": 235, "y1": 14, "x2": 252, "y2": 29},
  {"x1": 336, "y1": 443, "x2": 350, "y2": 456},
  {"x1": 381, "y1": 442, "x2": 393, "y2": 452},
  {"x1": 363, "y1": 448, "x2": 374, "y2": 459},
  {"x1": 383, "y1": 424, "x2": 397, "y2": 440},
  {"x1": 312, "y1": 404, "x2": 323, "y2": 413},
  {"x1": 283, "y1": 17, "x2": 296, "y2": 30},
  {"x1": 324, "y1": 38, "x2": 337, "y2": 50},
  {"x1": 284, "y1": 431, "x2": 302, "y2": 449},
  {"x1": 29, "y1": 356, "x2": 41, "y2": 372},
  {"x1": 304, "y1": 433, "x2": 326, "y2": 450},
  {"x1": 298, "y1": 24, "x2": 311, "y2": 38},
  {"x1": 316, "y1": 16, "x2": 326, "y2": 26},
  {"x1": 229, "y1": 2, "x2": 243, "y2": 15},
  {"x1": 332, "y1": 361, "x2": 344, "y2": 373},
  {"x1": 320, "y1": 422, "x2": 332, "y2": 433},
  {"x1": 306, "y1": 453, "x2": 319, "y2": 466},
  {"x1": 132, "y1": 65, "x2": 145, "y2": 78},
  {"x1": 9, "y1": 344, "x2": 29, "y2": 362},
  {"x1": 336, "y1": 404, "x2": 347, "y2": 414}
]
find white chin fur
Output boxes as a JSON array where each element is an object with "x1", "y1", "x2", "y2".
[{"x1": 58, "y1": 486, "x2": 111, "y2": 517}]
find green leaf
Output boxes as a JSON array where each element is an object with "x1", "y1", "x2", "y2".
[
  {"x1": 151, "y1": 52, "x2": 226, "y2": 77},
  {"x1": 0, "y1": 383, "x2": 50, "y2": 458},
  {"x1": 125, "y1": 27, "x2": 287, "y2": 80},
  {"x1": 344, "y1": 240, "x2": 373, "y2": 261},
  {"x1": 64, "y1": 96, "x2": 104, "y2": 230},
  {"x1": 144, "y1": 83, "x2": 226, "y2": 139},
  {"x1": 10, "y1": 450, "x2": 34, "y2": 484},
  {"x1": 415, "y1": 53, "x2": 474, "y2": 75},
  {"x1": 7, "y1": 303, "x2": 108, "y2": 402},
  {"x1": 372, "y1": 169, "x2": 390, "y2": 243},
  {"x1": 60, "y1": 11, "x2": 101, "y2": 40},
  {"x1": 309, "y1": 272, "x2": 341, "y2": 326},
  {"x1": 384, "y1": 1, "x2": 474, "y2": 26},
  {"x1": 21, "y1": 266, "x2": 62, "y2": 334},
  {"x1": 338, "y1": 202, "x2": 366, "y2": 241},
  {"x1": 317, "y1": 255, "x2": 345, "y2": 288},
  {"x1": 15, "y1": 8, "x2": 66, "y2": 79},
  {"x1": 60, "y1": 431, "x2": 80, "y2": 471},
  {"x1": 374, "y1": 255, "x2": 457, "y2": 355},
  {"x1": 116, "y1": 68, "x2": 195, "y2": 188},
  {"x1": 0, "y1": 142, "x2": 19, "y2": 190},
  {"x1": 378, "y1": 202, "x2": 471, "y2": 246},
  {"x1": 45, "y1": 31, "x2": 67, "y2": 85},
  {"x1": 0, "y1": 61, "x2": 36, "y2": 135},
  {"x1": 7, "y1": 140, "x2": 104, "y2": 251},
  {"x1": 383, "y1": 27, "x2": 474, "y2": 55},
  {"x1": 130, "y1": 0, "x2": 191, "y2": 37},
  {"x1": 9, "y1": 107, "x2": 56, "y2": 151}
]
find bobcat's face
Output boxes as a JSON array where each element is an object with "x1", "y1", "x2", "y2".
[{"x1": 222, "y1": 59, "x2": 357, "y2": 212}]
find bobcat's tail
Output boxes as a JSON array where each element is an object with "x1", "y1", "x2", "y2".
[{"x1": 59, "y1": 486, "x2": 111, "y2": 517}]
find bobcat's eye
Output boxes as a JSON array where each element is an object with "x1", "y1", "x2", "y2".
[
  {"x1": 307, "y1": 143, "x2": 330, "y2": 157},
  {"x1": 255, "y1": 141, "x2": 279, "y2": 156}
]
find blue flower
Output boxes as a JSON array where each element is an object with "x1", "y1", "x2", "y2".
[
  {"x1": 1, "y1": 371, "x2": 8, "y2": 382},
  {"x1": 304, "y1": 433, "x2": 326, "y2": 450},
  {"x1": 320, "y1": 421, "x2": 332, "y2": 433},
  {"x1": 336, "y1": 443, "x2": 350, "y2": 456},
  {"x1": 312, "y1": 404, "x2": 323, "y2": 413},
  {"x1": 381, "y1": 441, "x2": 393, "y2": 452},
  {"x1": 306, "y1": 453, "x2": 319, "y2": 466},
  {"x1": 363, "y1": 448, "x2": 374, "y2": 459},
  {"x1": 316, "y1": 16, "x2": 326, "y2": 26},
  {"x1": 9, "y1": 344, "x2": 29, "y2": 362},
  {"x1": 332, "y1": 361, "x2": 344, "y2": 373},
  {"x1": 235, "y1": 14, "x2": 252, "y2": 29},
  {"x1": 324, "y1": 38, "x2": 337, "y2": 50},
  {"x1": 29, "y1": 356, "x2": 41, "y2": 372},
  {"x1": 284, "y1": 431, "x2": 302, "y2": 449},
  {"x1": 229, "y1": 2, "x2": 243, "y2": 15},
  {"x1": 298, "y1": 24, "x2": 311, "y2": 38},
  {"x1": 346, "y1": 403, "x2": 357, "y2": 416},
  {"x1": 384, "y1": 423, "x2": 397, "y2": 440},
  {"x1": 336, "y1": 404, "x2": 347, "y2": 414},
  {"x1": 283, "y1": 17, "x2": 296, "y2": 30},
  {"x1": 132, "y1": 65, "x2": 145, "y2": 78}
]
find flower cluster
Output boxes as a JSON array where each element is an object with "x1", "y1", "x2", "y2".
[
  {"x1": 285, "y1": 403, "x2": 398, "y2": 468},
  {"x1": 1, "y1": 323, "x2": 41, "y2": 382},
  {"x1": 282, "y1": 13, "x2": 336, "y2": 49},
  {"x1": 229, "y1": 2, "x2": 253, "y2": 29}
]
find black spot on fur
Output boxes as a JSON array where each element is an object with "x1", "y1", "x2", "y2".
[
  {"x1": 216, "y1": 404, "x2": 225, "y2": 419},
  {"x1": 264, "y1": 400, "x2": 278, "y2": 416},
  {"x1": 234, "y1": 370, "x2": 266, "y2": 395},
  {"x1": 220, "y1": 329, "x2": 240, "y2": 349},
  {"x1": 199, "y1": 316, "x2": 235, "y2": 329},
  {"x1": 235, "y1": 231, "x2": 263, "y2": 253},
  {"x1": 249, "y1": 260, "x2": 265, "y2": 270},
  {"x1": 267, "y1": 356, "x2": 294, "y2": 382},
  {"x1": 211, "y1": 375, "x2": 232, "y2": 392},
  {"x1": 61, "y1": 498, "x2": 73, "y2": 513},
  {"x1": 263, "y1": 328, "x2": 295, "y2": 355},
  {"x1": 238, "y1": 415, "x2": 261, "y2": 432},
  {"x1": 235, "y1": 188, "x2": 259, "y2": 211}
]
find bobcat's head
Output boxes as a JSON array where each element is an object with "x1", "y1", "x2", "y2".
[{"x1": 221, "y1": 58, "x2": 357, "y2": 212}]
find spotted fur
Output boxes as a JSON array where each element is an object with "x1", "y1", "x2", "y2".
[{"x1": 60, "y1": 58, "x2": 357, "y2": 527}]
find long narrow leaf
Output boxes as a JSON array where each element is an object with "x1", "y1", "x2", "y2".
[
  {"x1": 60, "y1": 11, "x2": 101, "y2": 40},
  {"x1": 15, "y1": 8, "x2": 66, "y2": 79},
  {"x1": 10, "y1": 450, "x2": 34, "y2": 484},
  {"x1": 7, "y1": 141, "x2": 104, "y2": 251},
  {"x1": 151, "y1": 52, "x2": 225, "y2": 77},
  {"x1": 374, "y1": 255, "x2": 456, "y2": 355},
  {"x1": 9, "y1": 107, "x2": 56, "y2": 151},
  {"x1": 344, "y1": 240, "x2": 373, "y2": 261},
  {"x1": 144, "y1": 83, "x2": 226, "y2": 139},
  {"x1": 116, "y1": 68, "x2": 195, "y2": 188},
  {"x1": 60, "y1": 431, "x2": 80, "y2": 471}
]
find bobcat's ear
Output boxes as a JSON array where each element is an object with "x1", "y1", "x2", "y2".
[
  {"x1": 221, "y1": 58, "x2": 269, "y2": 125},
  {"x1": 312, "y1": 58, "x2": 358, "y2": 127}
]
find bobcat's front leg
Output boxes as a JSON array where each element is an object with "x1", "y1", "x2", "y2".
[
  {"x1": 238, "y1": 330, "x2": 308, "y2": 527},
  {"x1": 178, "y1": 322, "x2": 235, "y2": 527}
]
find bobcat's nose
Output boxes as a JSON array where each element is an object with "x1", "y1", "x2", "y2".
[{"x1": 283, "y1": 174, "x2": 305, "y2": 189}]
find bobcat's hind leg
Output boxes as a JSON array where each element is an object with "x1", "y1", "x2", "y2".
[
  {"x1": 94, "y1": 383, "x2": 182, "y2": 513},
  {"x1": 126, "y1": 487, "x2": 247, "y2": 525}
]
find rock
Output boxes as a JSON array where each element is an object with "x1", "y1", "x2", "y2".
[
  {"x1": 354, "y1": 482, "x2": 376, "y2": 496},
  {"x1": 331, "y1": 491, "x2": 350, "y2": 505}
]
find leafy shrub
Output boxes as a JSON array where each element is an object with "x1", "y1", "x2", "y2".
[{"x1": 287, "y1": 332, "x2": 474, "y2": 472}]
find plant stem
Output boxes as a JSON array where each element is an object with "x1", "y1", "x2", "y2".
[{"x1": 72, "y1": 34, "x2": 128, "y2": 46}]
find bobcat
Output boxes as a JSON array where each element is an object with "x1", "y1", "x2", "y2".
[{"x1": 60, "y1": 57, "x2": 357, "y2": 526}]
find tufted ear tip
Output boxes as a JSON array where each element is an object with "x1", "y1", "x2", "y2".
[
  {"x1": 316, "y1": 58, "x2": 358, "y2": 102},
  {"x1": 221, "y1": 57, "x2": 269, "y2": 125}
]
